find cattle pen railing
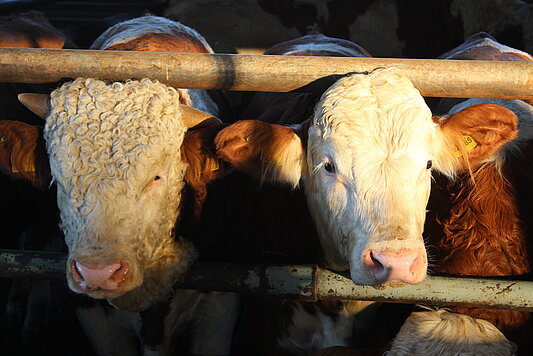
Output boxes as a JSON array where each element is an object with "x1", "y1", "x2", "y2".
[
  {"x1": 1, "y1": 48, "x2": 533, "y2": 312},
  {"x1": 0, "y1": 48, "x2": 532, "y2": 98},
  {"x1": 2, "y1": 249, "x2": 533, "y2": 312}
]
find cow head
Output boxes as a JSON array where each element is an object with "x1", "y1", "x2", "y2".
[
  {"x1": 216, "y1": 68, "x2": 518, "y2": 286},
  {"x1": 14, "y1": 78, "x2": 225, "y2": 311}
]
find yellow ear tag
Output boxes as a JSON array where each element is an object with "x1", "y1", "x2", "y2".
[
  {"x1": 210, "y1": 159, "x2": 220, "y2": 172},
  {"x1": 454, "y1": 135, "x2": 477, "y2": 157}
]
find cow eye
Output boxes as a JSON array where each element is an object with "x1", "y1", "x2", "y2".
[
  {"x1": 426, "y1": 160, "x2": 433, "y2": 169},
  {"x1": 154, "y1": 175, "x2": 162, "y2": 181},
  {"x1": 324, "y1": 162, "x2": 335, "y2": 173}
]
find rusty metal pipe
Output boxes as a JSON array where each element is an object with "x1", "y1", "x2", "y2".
[
  {"x1": 2, "y1": 249, "x2": 533, "y2": 311},
  {"x1": 0, "y1": 48, "x2": 532, "y2": 99}
]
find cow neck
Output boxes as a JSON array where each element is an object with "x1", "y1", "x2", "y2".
[{"x1": 428, "y1": 162, "x2": 530, "y2": 277}]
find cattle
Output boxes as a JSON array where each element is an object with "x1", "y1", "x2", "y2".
[
  {"x1": 217, "y1": 55, "x2": 517, "y2": 290},
  {"x1": 306, "y1": 309, "x2": 516, "y2": 356},
  {"x1": 385, "y1": 309, "x2": 516, "y2": 356},
  {"x1": 422, "y1": 32, "x2": 533, "y2": 354},
  {"x1": 12, "y1": 14, "x2": 241, "y2": 355},
  {"x1": 176, "y1": 29, "x2": 517, "y2": 354}
]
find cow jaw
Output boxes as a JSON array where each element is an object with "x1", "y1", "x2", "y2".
[{"x1": 304, "y1": 69, "x2": 433, "y2": 285}]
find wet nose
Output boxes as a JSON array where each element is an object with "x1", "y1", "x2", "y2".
[
  {"x1": 363, "y1": 248, "x2": 426, "y2": 285},
  {"x1": 71, "y1": 260, "x2": 130, "y2": 291}
]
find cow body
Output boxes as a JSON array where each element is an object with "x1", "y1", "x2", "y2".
[{"x1": 423, "y1": 32, "x2": 533, "y2": 354}]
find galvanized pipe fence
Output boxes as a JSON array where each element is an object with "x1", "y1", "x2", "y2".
[{"x1": 1, "y1": 48, "x2": 533, "y2": 311}]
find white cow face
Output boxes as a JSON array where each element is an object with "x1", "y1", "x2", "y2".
[
  {"x1": 216, "y1": 69, "x2": 518, "y2": 286},
  {"x1": 304, "y1": 72, "x2": 434, "y2": 284},
  {"x1": 42, "y1": 79, "x2": 198, "y2": 310}
]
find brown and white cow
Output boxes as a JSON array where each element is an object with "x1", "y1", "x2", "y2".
[
  {"x1": 15, "y1": 15, "x2": 230, "y2": 312},
  {"x1": 423, "y1": 32, "x2": 533, "y2": 354},
  {"x1": 218, "y1": 59, "x2": 517, "y2": 289},
  {"x1": 187, "y1": 31, "x2": 516, "y2": 354},
  {"x1": 11, "y1": 14, "x2": 242, "y2": 355}
]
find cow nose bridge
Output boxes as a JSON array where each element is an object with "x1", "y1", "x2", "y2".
[
  {"x1": 363, "y1": 248, "x2": 426, "y2": 285},
  {"x1": 71, "y1": 260, "x2": 130, "y2": 291}
]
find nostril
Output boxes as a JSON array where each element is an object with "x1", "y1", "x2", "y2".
[
  {"x1": 368, "y1": 251, "x2": 389, "y2": 283},
  {"x1": 109, "y1": 261, "x2": 130, "y2": 283},
  {"x1": 363, "y1": 250, "x2": 390, "y2": 283},
  {"x1": 70, "y1": 260, "x2": 128, "y2": 291}
]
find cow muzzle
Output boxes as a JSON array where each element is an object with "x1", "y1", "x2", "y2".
[
  {"x1": 70, "y1": 259, "x2": 131, "y2": 292},
  {"x1": 362, "y1": 247, "x2": 427, "y2": 285}
]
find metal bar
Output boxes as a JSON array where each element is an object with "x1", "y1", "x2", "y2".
[
  {"x1": 0, "y1": 48, "x2": 532, "y2": 99},
  {"x1": 0, "y1": 249, "x2": 67, "y2": 280},
  {"x1": 2, "y1": 249, "x2": 533, "y2": 311},
  {"x1": 180, "y1": 262, "x2": 317, "y2": 301},
  {"x1": 315, "y1": 269, "x2": 533, "y2": 312}
]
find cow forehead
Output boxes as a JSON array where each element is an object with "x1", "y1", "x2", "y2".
[
  {"x1": 44, "y1": 78, "x2": 187, "y2": 183},
  {"x1": 311, "y1": 69, "x2": 434, "y2": 159}
]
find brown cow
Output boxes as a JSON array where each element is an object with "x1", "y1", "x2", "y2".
[{"x1": 424, "y1": 32, "x2": 533, "y2": 354}]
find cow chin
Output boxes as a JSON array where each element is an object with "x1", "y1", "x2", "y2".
[
  {"x1": 65, "y1": 238, "x2": 197, "y2": 311},
  {"x1": 107, "y1": 238, "x2": 197, "y2": 312}
]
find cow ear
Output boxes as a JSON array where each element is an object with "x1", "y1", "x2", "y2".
[
  {"x1": 215, "y1": 120, "x2": 305, "y2": 187},
  {"x1": 181, "y1": 123, "x2": 230, "y2": 218},
  {"x1": 433, "y1": 103, "x2": 518, "y2": 175},
  {"x1": 0, "y1": 120, "x2": 51, "y2": 189}
]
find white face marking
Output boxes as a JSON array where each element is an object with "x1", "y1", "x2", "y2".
[
  {"x1": 304, "y1": 69, "x2": 434, "y2": 284},
  {"x1": 45, "y1": 78, "x2": 195, "y2": 305}
]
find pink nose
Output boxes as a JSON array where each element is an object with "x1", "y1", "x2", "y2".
[
  {"x1": 71, "y1": 260, "x2": 129, "y2": 291},
  {"x1": 363, "y1": 248, "x2": 426, "y2": 285}
]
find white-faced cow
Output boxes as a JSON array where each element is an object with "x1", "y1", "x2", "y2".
[
  {"x1": 207, "y1": 29, "x2": 520, "y2": 354},
  {"x1": 12, "y1": 15, "x2": 241, "y2": 356},
  {"x1": 423, "y1": 32, "x2": 533, "y2": 354}
]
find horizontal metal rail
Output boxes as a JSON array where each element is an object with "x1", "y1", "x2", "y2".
[
  {"x1": 0, "y1": 48, "x2": 532, "y2": 99},
  {"x1": 1, "y1": 249, "x2": 533, "y2": 312}
]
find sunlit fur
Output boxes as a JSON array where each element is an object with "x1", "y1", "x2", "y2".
[
  {"x1": 386, "y1": 309, "x2": 515, "y2": 356},
  {"x1": 303, "y1": 68, "x2": 433, "y2": 283},
  {"x1": 90, "y1": 15, "x2": 219, "y2": 116},
  {"x1": 90, "y1": 15, "x2": 213, "y2": 54},
  {"x1": 446, "y1": 98, "x2": 533, "y2": 172},
  {"x1": 45, "y1": 78, "x2": 197, "y2": 310}
]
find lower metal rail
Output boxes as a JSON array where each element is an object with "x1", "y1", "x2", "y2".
[{"x1": 1, "y1": 249, "x2": 532, "y2": 311}]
